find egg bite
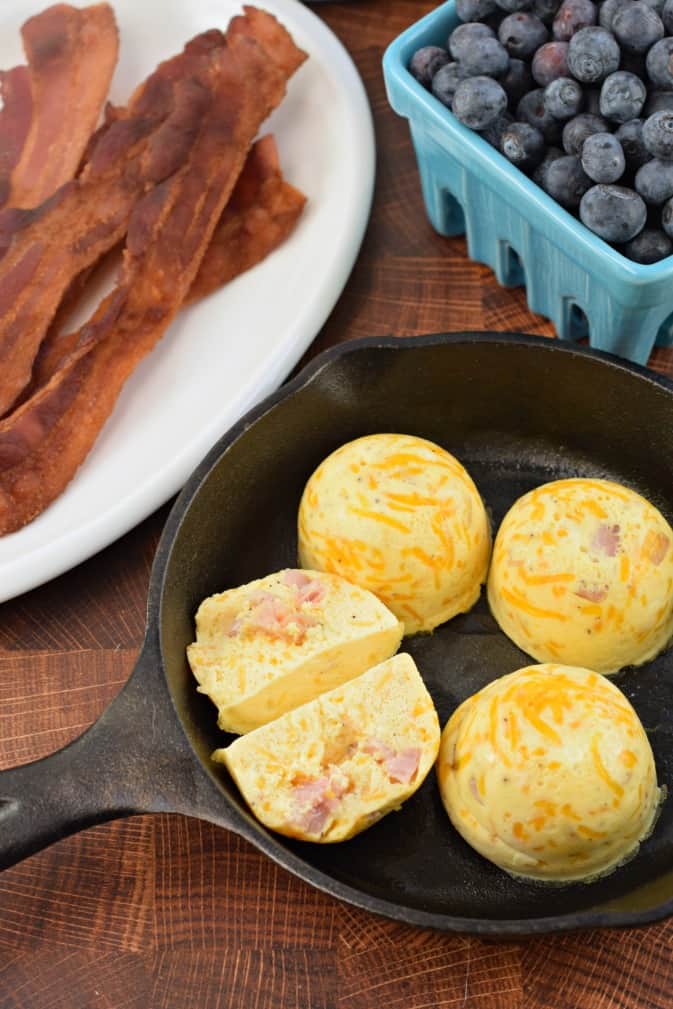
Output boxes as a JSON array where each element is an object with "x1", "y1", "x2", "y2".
[
  {"x1": 214, "y1": 652, "x2": 440, "y2": 842},
  {"x1": 187, "y1": 569, "x2": 403, "y2": 735},
  {"x1": 298, "y1": 433, "x2": 491, "y2": 635},
  {"x1": 488, "y1": 478, "x2": 673, "y2": 674},
  {"x1": 437, "y1": 664, "x2": 661, "y2": 883}
]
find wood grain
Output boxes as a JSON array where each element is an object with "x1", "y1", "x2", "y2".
[{"x1": 2, "y1": 2, "x2": 673, "y2": 1007}]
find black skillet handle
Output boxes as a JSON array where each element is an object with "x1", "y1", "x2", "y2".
[{"x1": 0, "y1": 632, "x2": 247, "y2": 870}]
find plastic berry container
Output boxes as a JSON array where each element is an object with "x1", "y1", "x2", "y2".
[{"x1": 382, "y1": 1, "x2": 673, "y2": 364}]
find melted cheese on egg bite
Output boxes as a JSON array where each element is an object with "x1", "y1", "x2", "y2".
[
  {"x1": 215, "y1": 652, "x2": 440, "y2": 842},
  {"x1": 437, "y1": 664, "x2": 661, "y2": 883},
  {"x1": 298, "y1": 433, "x2": 491, "y2": 635},
  {"x1": 488, "y1": 478, "x2": 673, "y2": 674},
  {"x1": 188, "y1": 569, "x2": 403, "y2": 734}
]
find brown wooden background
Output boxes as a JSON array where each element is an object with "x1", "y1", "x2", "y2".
[{"x1": 2, "y1": 2, "x2": 673, "y2": 1007}]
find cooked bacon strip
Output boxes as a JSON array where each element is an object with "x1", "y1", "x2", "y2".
[
  {"x1": 0, "y1": 9, "x2": 307, "y2": 535},
  {"x1": 25, "y1": 136, "x2": 306, "y2": 398},
  {"x1": 0, "y1": 67, "x2": 33, "y2": 208},
  {"x1": 188, "y1": 134, "x2": 306, "y2": 303},
  {"x1": 7, "y1": 3, "x2": 119, "y2": 211},
  {"x1": 0, "y1": 30, "x2": 229, "y2": 419}
]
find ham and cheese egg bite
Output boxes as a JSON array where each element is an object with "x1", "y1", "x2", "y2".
[
  {"x1": 488, "y1": 479, "x2": 673, "y2": 674},
  {"x1": 187, "y1": 569, "x2": 403, "y2": 734},
  {"x1": 437, "y1": 664, "x2": 662, "y2": 883},
  {"x1": 214, "y1": 652, "x2": 440, "y2": 842},
  {"x1": 298, "y1": 434, "x2": 491, "y2": 635}
]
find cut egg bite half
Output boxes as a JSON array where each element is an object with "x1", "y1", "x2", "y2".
[
  {"x1": 188, "y1": 569, "x2": 403, "y2": 734},
  {"x1": 298, "y1": 433, "x2": 492, "y2": 635},
  {"x1": 215, "y1": 653, "x2": 440, "y2": 842},
  {"x1": 488, "y1": 478, "x2": 673, "y2": 674}
]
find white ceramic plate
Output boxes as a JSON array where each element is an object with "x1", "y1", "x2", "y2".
[{"x1": 0, "y1": 0, "x2": 375, "y2": 604}]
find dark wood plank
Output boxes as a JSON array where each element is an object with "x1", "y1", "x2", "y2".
[{"x1": 2, "y1": 2, "x2": 673, "y2": 1008}]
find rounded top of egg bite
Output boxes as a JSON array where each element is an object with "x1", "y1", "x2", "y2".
[
  {"x1": 297, "y1": 433, "x2": 491, "y2": 635},
  {"x1": 488, "y1": 478, "x2": 673, "y2": 674},
  {"x1": 437, "y1": 663, "x2": 662, "y2": 883}
]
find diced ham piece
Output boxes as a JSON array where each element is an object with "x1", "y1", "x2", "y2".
[
  {"x1": 298, "y1": 580, "x2": 327, "y2": 606},
  {"x1": 291, "y1": 776, "x2": 340, "y2": 837},
  {"x1": 591, "y1": 523, "x2": 621, "y2": 557},
  {"x1": 575, "y1": 583, "x2": 609, "y2": 603},
  {"x1": 385, "y1": 747, "x2": 422, "y2": 785},
  {"x1": 362, "y1": 737, "x2": 395, "y2": 762},
  {"x1": 282, "y1": 570, "x2": 311, "y2": 589}
]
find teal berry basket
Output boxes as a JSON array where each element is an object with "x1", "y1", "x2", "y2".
[{"x1": 383, "y1": 1, "x2": 673, "y2": 365}]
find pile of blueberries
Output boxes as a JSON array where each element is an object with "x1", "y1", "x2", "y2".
[{"x1": 410, "y1": 0, "x2": 673, "y2": 263}]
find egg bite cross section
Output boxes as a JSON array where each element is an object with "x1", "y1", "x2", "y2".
[
  {"x1": 488, "y1": 478, "x2": 673, "y2": 674},
  {"x1": 437, "y1": 664, "x2": 662, "y2": 883},
  {"x1": 187, "y1": 569, "x2": 403, "y2": 734},
  {"x1": 298, "y1": 433, "x2": 492, "y2": 635},
  {"x1": 214, "y1": 652, "x2": 440, "y2": 842}
]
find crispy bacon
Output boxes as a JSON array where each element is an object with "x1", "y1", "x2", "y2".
[
  {"x1": 7, "y1": 4, "x2": 119, "y2": 211},
  {"x1": 0, "y1": 29, "x2": 231, "y2": 418},
  {"x1": 188, "y1": 134, "x2": 306, "y2": 304},
  {"x1": 0, "y1": 67, "x2": 32, "y2": 208},
  {"x1": 0, "y1": 9, "x2": 307, "y2": 535},
  {"x1": 25, "y1": 137, "x2": 306, "y2": 399}
]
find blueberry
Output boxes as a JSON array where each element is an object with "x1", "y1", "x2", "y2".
[
  {"x1": 644, "y1": 92, "x2": 673, "y2": 116},
  {"x1": 432, "y1": 62, "x2": 469, "y2": 106},
  {"x1": 495, "y1": 0, "x2": 534, "y2": 12},
  {"x1": 598, "y1": 0, "x2": 629, "y2": 29},
  {"x1": 518, "y1": 87, "x2": 565, "y2": 141},
  {"x1": 453, "y1": 76, "x2": 508, "y2": 128},
  {"x1": 498, "y1": 12, "x2": 549, "y2": 56},
  {"x1": 612, "y1": 2, "x2": 664, "y2": 53},
  {"x1": 449, "y1": 23, "x2": 495, "y2": 61},
  {"x1": 532, "y1": 41, "x2": 570, "y2": 84},
  {"x1": 532, "y1": 145, "x2": 565, "y2": 185},
  {"x1": 456, "y1": 0, "x2": 499, "y2": 20},
  {"x1": 624, "y1": 228, "x2": 673, "y2": 261},
  {"x1": 599, "y1": 72, "x2": 646, "y2": 124},
  {"x1": 662, "y1": 195, "x2": 673, "y2": 236},
  {"x1": 480, "y1": 110, "x2": 515, "y2": 146},
  {"x1": 500, "y1": 121, "x2": 546, "y2": 167},
  {"x1": 615, "y1": 119, "x2": 651, "y2": 170},
  {"x1": 643, "y1": 111, "x2": 673, "y2": 159},
  {"x1": 646, "y1": 39, "x2": 673, "y2": 92},
  {"x1": 562, "y1": 112, "x2": 610, "y2": 154},
  {"x1": 552, "y1": 0, "x2": 597, "y2": 39},
  {"x1": 461, "y1": 36, "x2": 511, "y2": 77},
  {"x1": 634, "y1": 157, "x2": 673, "y2": 202},
  {"x1": 500, "y1": 58, "x2": 535, "y2": 106},
  {"x1": 544, "y1": 76, "x2": 584, "y2": 118},
  {"x1": 580, "y1": 184, "x2": 647, "y2": 240},
  {"x1": 662, "y1": 0, "x2": 673, "y2": 31},
  {"x1": 581, "y1": 132, "x2": 625, "y2": 181},
  {"x1": 567, "y1": 27, "x2": 620, "y2": 83},
  {"x1": 543, "y1": 154, "x2": 593, "y2": 205},
  {"x1": 409, "y1": 46, "x2": 451, "y2": 88}
]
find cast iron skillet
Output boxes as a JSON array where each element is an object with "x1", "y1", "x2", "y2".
[{"x1": 3, "y1": 332, "x2": 673, "y2": 937}]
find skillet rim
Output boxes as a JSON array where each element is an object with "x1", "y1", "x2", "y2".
[{"x1": 152, "y1": 331, "x2": 673, "y2": 935}]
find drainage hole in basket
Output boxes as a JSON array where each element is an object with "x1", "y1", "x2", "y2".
[
  {"x1": 567, "y1": 302, "x2": 589, "y2": 341},
  {"x1": 498, "y1": 242, "x2": 526, "y2": 288}
]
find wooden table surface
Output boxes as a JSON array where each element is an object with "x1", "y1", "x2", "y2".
[{"x1": 3, "y1": 2, "x2": 673, "y2": 1007}]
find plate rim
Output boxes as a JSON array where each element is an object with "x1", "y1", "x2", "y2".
[
  {"x1": 0, "y1": 0, "x2": 375, "y2": 605},
  {"x1": 155, "y1": 330, "x2": 673, "y2": 936}
]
